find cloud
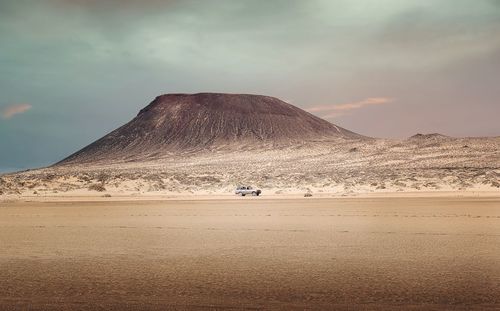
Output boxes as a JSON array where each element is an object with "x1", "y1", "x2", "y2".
[
  {"x1": 308, "y1": 97, "x2": 393, "y2": 118},
  {"x1": 1, "y1": 104, "x2": 32, "y2": 119},
  {"x1": 333, "y1": 97, "x2": 394, "y2": 110}
]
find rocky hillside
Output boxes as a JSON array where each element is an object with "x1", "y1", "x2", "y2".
[{"x1": 58, "y1": 93, "x2": 363, "y2": 165}]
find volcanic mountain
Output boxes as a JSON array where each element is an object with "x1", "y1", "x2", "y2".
[{"x1": 58, "y1": 93, "x2": 363, "y2": 165}]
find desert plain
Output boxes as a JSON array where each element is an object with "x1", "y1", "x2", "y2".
[{"x1": 1, "y1": 196, "x2": 499, "y2": 310}]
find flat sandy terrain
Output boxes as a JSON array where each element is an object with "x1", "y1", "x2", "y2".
[{"x1": 1, "y1": 197, "x2": 499, "y2": 310}]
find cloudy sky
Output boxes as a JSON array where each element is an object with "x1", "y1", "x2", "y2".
[{"x1": 1, "y1": 0, "x2": 499, "y2": 172}]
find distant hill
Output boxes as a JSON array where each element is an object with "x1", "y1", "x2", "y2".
[{"x1": 408, "y1": 133, "x2": 449, "y2": 140}]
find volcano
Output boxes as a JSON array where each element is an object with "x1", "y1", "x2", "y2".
[{"x1": 58, "y1": 93, "x2": 363, "y2": 165}]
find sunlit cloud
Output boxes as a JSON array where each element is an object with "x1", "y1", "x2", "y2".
[
  {"x1": 1, "y1": 104, "x2": 32, "y2": 119},
  {"x1": 321, "y1": 111, "x2": 347, "y2": 119},
  {"x1": 308, "y1": 97, "x2": 393, "y2": 118}
]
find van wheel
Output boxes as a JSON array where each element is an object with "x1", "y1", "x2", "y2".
[{"x1": 241, "y1": 194, "x2": 246, "y2": 196}]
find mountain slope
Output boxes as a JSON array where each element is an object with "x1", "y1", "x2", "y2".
[{"x1": 57, "y1": 93, "x2": 364, "y2": 165}]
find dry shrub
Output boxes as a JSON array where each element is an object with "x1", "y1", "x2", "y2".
[
  {"x1": 88, "y1": 183, "x2": 106, "y2": 192},
  {"x1": 42, "y1": 174, "x2": 56, "y2": 182},
  {"x1": 97, "y1": 172, "x2": 110, "y2": 184},
  {"x1": 78, "y1": 175, "x2": 92, "y2": 183}
]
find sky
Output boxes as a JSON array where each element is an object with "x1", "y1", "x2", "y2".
[{"x1": 1, "y1": 0, "x2": 499, "y2": 172}]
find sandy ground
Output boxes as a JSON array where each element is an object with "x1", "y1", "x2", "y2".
[{"x1": 1, "y1": 197, "x2": 499, "y2": 310}]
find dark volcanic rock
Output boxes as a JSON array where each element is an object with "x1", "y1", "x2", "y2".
[{"x1": 58, "y1": 93, "x2": 364, "y2": 165}]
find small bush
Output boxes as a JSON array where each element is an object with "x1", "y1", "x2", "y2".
[
  {"x1": 97, "y1": 172, "x2": 110, "y2": 184},
  {"x1": 304, "y1": 193, "x2": 313, "y2": 197},
  {"x1": 102, "y1": 194, "x2": 112, "y2": 197},
  {"x1": 42, "y1": 174, "x2": 56, "y2": 182},
  {"x1": 88, "y1": 183, "x2": 106, "y2": 192}
]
